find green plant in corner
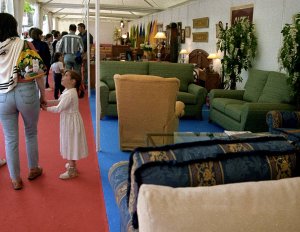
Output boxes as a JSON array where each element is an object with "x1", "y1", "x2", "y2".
[
  {"x1": 113, "y1": 27, "x2": 121, "y2": 45},
  {"x1": 217, "y1": 18, "x2": 258, "y2": 89},
  {"x1": 279, "y1": 13, "x2": 300, "y2": 108}
]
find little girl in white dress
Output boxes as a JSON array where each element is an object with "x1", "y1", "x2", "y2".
[{"x1": 45, "y1": 70, "x2": 88, "y2": 179}]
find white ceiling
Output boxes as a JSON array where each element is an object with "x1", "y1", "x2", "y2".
[{"x1": 36, "y1": 0, "x2": 195, "y2": 22}]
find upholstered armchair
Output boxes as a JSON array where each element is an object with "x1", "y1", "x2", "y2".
[
  {"x1": 114, "y1": 74, "x2": 185, "y2": 151},
  {"x1": 266, "y1": 111, "x2": 300, "y2": 147}
]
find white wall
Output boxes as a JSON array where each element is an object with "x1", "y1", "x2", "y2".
[{"x1": 129, "y1": 0, "x2": 300, "y2": 89}]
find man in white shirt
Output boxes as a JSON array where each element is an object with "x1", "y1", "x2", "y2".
[{"x1": 58, "y1": 24, "x2": 84, "y2": 75}]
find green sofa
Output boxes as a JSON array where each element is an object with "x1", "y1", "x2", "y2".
[
  {"x1": 99, "y1": 61, "x2": 207, "y2": 119},
  {"x1": 209, "y1": 69, "x2": 296, "y2": 132}
]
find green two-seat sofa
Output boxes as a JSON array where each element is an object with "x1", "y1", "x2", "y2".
[
  {"x1": 209, "y1": 69, "x2": 296, "y2": 132},
  {"x1": 99, "y1": 61, "x2": 207, "y2": 119}
]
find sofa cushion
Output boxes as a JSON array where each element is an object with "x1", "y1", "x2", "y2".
[
  {"x1": 177, "y1": 92, "x2": 197, "y2": 104},
  {"x1": 108, "y1": 90, "x2": 116, "y2": 103},
  {"x1": 243, "y1": 69, "x2": 269, "y2": 102},
  {"x1": 258, "y1": 71, "x2": 293, "y2": 104},
  {"x1": 127, "y1": 135, "x2": 299, "y2": 229},
  {"x1": 212, "y1": 98, "x2": 246, "y2": 112},
  {"x1": 100, "y1": 61, "x2": 149, "y2": 90},
  {"x1": 148, "y1": 62, "x2": 194, "y2": 92},
  {"x1": 224, "y1": 103, "x2": 245, "y2": 122},
  {"x1": 137, "y1": 178, "x2": 300, "y2": 232}
]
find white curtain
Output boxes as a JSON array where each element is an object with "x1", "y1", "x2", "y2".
[
  {"x1": 13, "y1": 0, "x2": 25, "y2": 35},
  {"x1": 47, "y1": 12, "x2": 53, "y2": 33},
  {"x1": 33, "y1": 2, "x2": 42, "y2": 29}
]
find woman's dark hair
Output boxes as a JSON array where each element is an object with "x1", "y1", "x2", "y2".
[
  {"x1": 0, "y1": 13, "x2": 19, "y2": 42},
  {"x1": 45, "y1": 33, "x2": 53, "y2": 40},
  {"x1": 53, "y1": 52, "x2": 62, "y2": 63},
  {"x1": 31, "y1": 28, "x2": 43, "y2": 40}
]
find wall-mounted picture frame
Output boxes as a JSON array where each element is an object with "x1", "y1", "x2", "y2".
[
  {"x1": 157, "y1": 23, "x2": 163, "y2": 32},
  {"x1": 185, "y1": 26, "x2": 191, "y2": 38},
  {"x1": 216, "y1": 24, "x2": 221, "y2": 38},
  {"x1": 181, "y1": 29, "x2": 185, "y2": 43},
  {"x1": 231, "y1": 4, "x2": 254, "y2": 25},
  {"x1": 192, "y1": 32, "x2": 208, "y2": 42},
  {"x1": 177, "y1": 22, "x2": 182, "y2": 33},
  {"x1": 193, "y1": 17, "x2": 209, "y2": 28}
]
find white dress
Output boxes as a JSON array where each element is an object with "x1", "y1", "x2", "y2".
[{"x1": 47, "y1": 88, "x2": 88, "y2": 160}]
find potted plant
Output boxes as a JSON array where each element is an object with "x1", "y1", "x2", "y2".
[
  {"x1": 140, "y1": 42, "x2": 154, "y2": 59},
  {"x1": 279, "y1": 13, "x2": 300, "y2": 108},
  {"x1": 217, "y1": 18, "x2": 258, "y2": 89},
  {"x1": 113, "y1": 27, "x2": 121, "y2": 45}
]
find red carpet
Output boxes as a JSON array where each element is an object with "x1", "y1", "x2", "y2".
[{"x1": 0, "y1": 82, "x2": 108, "y2": 232}]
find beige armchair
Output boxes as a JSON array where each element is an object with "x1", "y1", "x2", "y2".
[{"x1": 114, "y1": 74, "x2": 185, "y2": 151}]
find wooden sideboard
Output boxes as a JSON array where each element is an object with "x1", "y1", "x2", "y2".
[{"x1": 205, "y1": 72, "x2": 221, "y2": 92}]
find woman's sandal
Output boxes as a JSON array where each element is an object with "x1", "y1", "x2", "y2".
[
  {"x1": 12, "y1": 178, "x2": 23, "y2": 190},
  {"x1": 0, "y1": 158, "x2": 6, "y2": 167}
]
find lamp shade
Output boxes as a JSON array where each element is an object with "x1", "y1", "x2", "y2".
[
  {"x1": 154, "y1": 32, "x2": 166, "y2": 39},
  {"x1": 207, "y1": 53, "x2": 220, "y2": 59},
  {"x1": 179, "y1": 49, "x2": 189, "y2": 55}
]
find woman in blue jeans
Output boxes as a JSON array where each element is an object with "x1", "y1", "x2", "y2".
[{"x1": 0, "y1": 13, "x2": 45, "y2": 190}]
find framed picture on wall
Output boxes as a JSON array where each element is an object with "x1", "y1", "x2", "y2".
[
  {"x1": 185, "y1": 26, "x2": 191, "y2": 38},
  {"x1": 231, "y1": 4, "x2": 254, "y2": 25},
  {"x1": 181, "y1": 29, "x2": 185, "y2": 43}
]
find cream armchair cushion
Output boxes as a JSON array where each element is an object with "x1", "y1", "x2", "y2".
[
  {"x1": 114, "y1": 74, "x2": 184, "y2": 151},
  {"x1": 137, "y1": 178, "x2": 300, "y2": 232}
]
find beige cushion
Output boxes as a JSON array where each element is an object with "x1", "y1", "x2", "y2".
[
  {"x1": 137, "y1": 178, "x2": 300, "y2": 232},
  {"x1": 114, "y1": 74, "x2": 181, "y2": 150}
]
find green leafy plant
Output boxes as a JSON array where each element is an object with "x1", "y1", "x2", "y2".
[
  {"x1": 140, "y1": 43, "x2": 153, "y2": 52},
  {"x1": 24, "y1": 1, "x2": 34, "y2": 14},
  {"x1": 217, "y1": 18, "x2": 258, "y2": 89},
  {"x1": 279, "y1": 13, "x2": 300, "y2": 107},
  {"x1": 113, "y1": 27, "x2": 121, "y2": 44}
]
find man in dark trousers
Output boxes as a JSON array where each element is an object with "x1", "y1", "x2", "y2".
[{"x1": 78, "y1": 23, "x2": 94, "y2": 88}]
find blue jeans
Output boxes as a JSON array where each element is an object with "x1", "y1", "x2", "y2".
[
  {"x1": 0, "y1": 82, "x2": 40, "y2": 180},
  {"x1": 64, "y1": 53, "x2": 81, "y2": 75}
]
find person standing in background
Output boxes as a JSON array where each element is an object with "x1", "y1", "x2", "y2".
[
  {"x1": 45, "y1": 33, "x2": 54, "y2": 61},
  {"x1": 51, "y1": 52, "x2": 65, "y2": 99},
  {"x1": 58, "y1": 24, "x2": 84, "y2": 76},
  {"x1": 31, "y1": 28, "x2": 51, "y2": 89},
  {"x1": 52, "y1": 30, "x2": 61, "y2": 61},
  {"x1": 77, "y1": 23, "x2": 93, "y2": 88}
]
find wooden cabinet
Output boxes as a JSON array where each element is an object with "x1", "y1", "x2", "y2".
[
  {"x1": 90, "y1": 63, "x2": 95, "y2": 89},
  {"x1": 205, "y1": 72, "x2": 221, "y2": 92}
]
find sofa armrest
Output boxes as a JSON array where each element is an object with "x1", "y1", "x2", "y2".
[
  {"x1": 266, "y1": 111, "x2": 300, "y2": 131},
  {"x1": 187, "y1": 83, "x2": 207, "y2": 107},
  {"x1": 209, "y1": 89, "x2": 244, "y2": 101},
  {"x1": 188, "y1": 83, "x2": 207, "y2": 98},
  {"x1": 240, "y1": 103, "x2": 296, "y2": 132},
  {"x1": 99, "y1": 81, "x2": 109, "y2": 117}
]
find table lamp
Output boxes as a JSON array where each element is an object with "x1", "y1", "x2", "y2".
[
  {"x1": 207, "y1": 53, "x2": 221, "y2": 72},
  {"x1": 154, "y1": 32, "x2": 167, "y2": 61},
  {"x1": 179, "y1": 49, "x2": 189, "y2": 63}
]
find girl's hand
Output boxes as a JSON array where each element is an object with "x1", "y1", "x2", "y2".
[{"x1": 40, "y1": 97, "x2": 47, "y2": 108}]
